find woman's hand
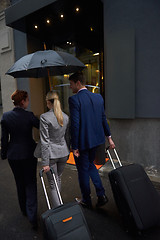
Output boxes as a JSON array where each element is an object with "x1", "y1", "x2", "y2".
[{"x1": 43, "y1": 165, "x2": 50, "y2": 172}]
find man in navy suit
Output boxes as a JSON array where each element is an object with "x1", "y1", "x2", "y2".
[
  {"x1": 69, "y1": 72, "x2": 115, "y2": 208},
  {"x1": 1, "y1": 90, "x2": 39, "y2": 229}
]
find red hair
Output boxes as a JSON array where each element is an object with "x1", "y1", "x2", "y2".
[{"x1": 11, "y1": 90, "x2": 28, "y2": 106}]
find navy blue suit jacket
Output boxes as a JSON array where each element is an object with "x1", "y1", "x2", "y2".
[
  {"x1": 69, "y1": 89, "x2": 111, "y2": 151},
  {"x1": 1, "y1": 107, "x2": 39, "y2": 160}
]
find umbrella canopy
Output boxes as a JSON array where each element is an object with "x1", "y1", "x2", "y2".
[{"x1": 6, "y1": 50, "x2": 86, "y2": 78}]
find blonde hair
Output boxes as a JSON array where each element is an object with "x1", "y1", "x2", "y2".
[{"x1": 46, "y1": 91, "x2": 63, "y2": 127}]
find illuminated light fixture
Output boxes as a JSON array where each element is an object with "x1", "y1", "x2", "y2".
[
  {"x1": 93, "y1": 53, "x2": 99, "y2": 56},
  {"x1": 60, "y1": 14, "x2": 64, "y2": 18},
  {"x1": 64, "y1": 74, "x2": 69, "y2": 78},
  {"x1": 92, "y1": 83, "x2": 99, "y2": 93},
  {"x1": 101, "y1": 76, "x2": 103, "y2": 80},
  {"x1": 90, "y1": 27, "x2": 94, "y2": 31},
  {"x1": 34, "y1": 25, "x2": 38, "y2": 29},
  {"x1": 46, "y1": 19, "x2": 50, "y2": 24},
  {"x1": 85, "y1": 64, "x2": 89, "y2": 67},
  {"x1": 96, "y1": 70, "x2": 100, "y2": 73},
  {"x1": 67, "y1": 42, "x2": 72, "y2": 45},
  {"x1": 75, "y1": 7, "x2": 80, "y2": 12}
]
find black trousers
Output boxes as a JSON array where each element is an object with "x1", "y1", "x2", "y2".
[{"x1": 8, "y1": 158, "x2": 37, "y2": 223}]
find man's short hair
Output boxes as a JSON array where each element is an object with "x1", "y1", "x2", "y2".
[{"x1": 69, "y1": 71, "x2": 85, "y2": 85}]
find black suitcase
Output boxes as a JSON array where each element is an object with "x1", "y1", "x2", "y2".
[
  {"x1": 39, "y1": 168, "x2": 92, "y2": 240},
  {"x1": 107, "y1": 148, "x2": 160, "y2": 231}
]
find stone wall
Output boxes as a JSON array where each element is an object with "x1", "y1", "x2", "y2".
[
  {"x1": 0, "y1": 0, "x2": 16, "y2": 117},
  {"x1": 0, "y1": 0, "x2": 10, "y2": 12}
]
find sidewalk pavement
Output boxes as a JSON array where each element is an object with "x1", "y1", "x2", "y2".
[{"x1": 0, "y1": 159, "x2": 160, "y2": 240}]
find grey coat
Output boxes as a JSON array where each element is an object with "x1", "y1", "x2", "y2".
[{"x1": 36, "y1": 109, "x2": 69, "y2": 166}]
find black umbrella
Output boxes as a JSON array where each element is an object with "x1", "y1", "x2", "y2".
[{"x1": 6, "y1": 50, "x2": 85, "y2": 79}]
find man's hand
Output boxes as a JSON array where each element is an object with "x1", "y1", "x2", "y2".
[
  {"x1": 108, "y1": 137, "x2": 115, "y2": 149},
  {"x1": 73, "y1": 149, "x2": 80, "y2": 158},
  {"x1": 43, "y1": 165, "x2": 50, "y2": 172}
]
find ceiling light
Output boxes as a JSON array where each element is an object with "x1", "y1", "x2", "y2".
[
  {"x1": 46, "y1": 19, "x2": 50, "y2": 24},
  {"x1": 90, "y1": 27, "x2": 94, "y2": 32},
  {"x1": 76, "y1": 7, "x2": 80, "y2": 12},
  {"x1": 34, "y1": 25, "x2": 38, "y2": 29},
  {"x1": 60, "y1": 14, "x2": 64, "y2": 18}
]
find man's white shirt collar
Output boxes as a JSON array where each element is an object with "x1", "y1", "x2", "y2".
[{"x1": 78, "y1": 87, "x2": 87, "y2": 93}]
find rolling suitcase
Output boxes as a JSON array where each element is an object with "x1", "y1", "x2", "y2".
[
  {"x1": 107, "y1": 148, "x2": 160, "y2": 231},
  {"x1": 39, "y1": 167, "x2": 92, "y2": 240}
]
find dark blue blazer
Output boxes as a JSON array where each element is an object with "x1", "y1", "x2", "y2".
[
  {"x1": 69, "y1": 89, "x2": 111, "y2": 151},
  {"x1": 1, "y1": 107, "x2": 39, "y2": 160}
]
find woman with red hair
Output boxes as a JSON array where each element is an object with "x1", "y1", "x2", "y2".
[{"x1": 1, "y1": 90, "x2": 39, "y2": 229}]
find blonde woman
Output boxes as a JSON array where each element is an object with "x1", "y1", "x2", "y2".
[{"x1": 40, "y1": 91, "x2": 69, "y2": 208}]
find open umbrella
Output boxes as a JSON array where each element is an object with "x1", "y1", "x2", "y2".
[
  {"x1": 6, "y1": 50, "x2": 85, "y2": 78},
  {"x1": 6, "y1": 50, "x2": 86, "y2": 88}
]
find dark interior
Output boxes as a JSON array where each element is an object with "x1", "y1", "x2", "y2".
[{"x1": 25, "y1": 0, "x2": 103, "y2": 54}]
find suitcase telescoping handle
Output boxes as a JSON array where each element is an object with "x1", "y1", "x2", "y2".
[
  {"x1": 39, "y1": 167, "x2": 63, "y2": 210},
  {"x1": 106, "y1": 147, "x2": 122, "y2": 169}
]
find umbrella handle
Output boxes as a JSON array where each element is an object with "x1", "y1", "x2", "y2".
[{"x1": 43, "y1": 42, "x2": 47, "y2": 50}]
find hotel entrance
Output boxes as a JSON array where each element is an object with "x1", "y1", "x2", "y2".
[
  {"x1": 4, "y1": 0, "x2": 104, "y2": 117},
  {"x1": 25, "y1": 0, "x2": 104, "y2": 115}
]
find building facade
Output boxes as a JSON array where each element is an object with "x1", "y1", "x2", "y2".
[
  {"x1": 0, "y1": 0, "x2": 16, "y2": 114},
  {"x1": 1, "y1": 0, "x2": 160, "y2": 176}
]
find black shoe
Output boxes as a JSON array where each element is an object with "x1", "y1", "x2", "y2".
[
  {"x1": 96, "y1": 195, "x2": 108, "y2": 208},
  {"x1": 75, "y1": 198, "x2": 93, "y2": 209}
]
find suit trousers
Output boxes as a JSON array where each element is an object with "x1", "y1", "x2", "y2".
[
  {"x1": 46, "y1": 156, "x2": 68, "y2": 208},
  {"x1": 74, "y1": 147, "x2": 105, "y2": 204},
  {"x1": 8, "y1": 158, "x2": 37, "y2": 224}
]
